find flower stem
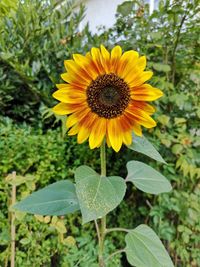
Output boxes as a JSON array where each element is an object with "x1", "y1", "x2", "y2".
[
  {"x1": 100, "y1": 139, "x2": 106, "y2": 177},
  {"x1": 98, "y1": 140, "x2": 107, "y2": 267}
]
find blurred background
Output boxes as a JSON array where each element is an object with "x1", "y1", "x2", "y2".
[{"x1": 0, "y1": 0, "x2": 199, "y2": 266}]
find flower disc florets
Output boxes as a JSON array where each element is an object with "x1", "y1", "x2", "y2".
[{"x1": 87, "y1": 73, "x2": 130, "y2": 119}]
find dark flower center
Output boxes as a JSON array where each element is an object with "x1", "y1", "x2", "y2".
[{"x1": 86, "y1": 73, "x2": 130, "y2": 119}]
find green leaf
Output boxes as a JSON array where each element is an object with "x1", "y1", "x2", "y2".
[
  {"x1": 128, "y1": 133, "x2": 166, "y2": 164},
  {"x1": 5, "y1": 174, "x2": 27, "y2": 186},
  {"x1": 54, "y1": 221, "x2": 67, "y2": 234},
  {"x1": 172, "y1": 144, "x2": 183, "y2": 155},
  {"x1": 117, "y1": 1, "x2": 134, "y2": 16},
  {"x1": 20, "y1": 237, "x2": 31, "y2": 245},
  {"x1": 125, "y1": 224, "x2": 174, "y2": 267},
  {"x1": 153, "y1": 63, "x2": 171, "y2": 72},
  {"x1": 174, "y1": 117, "x2": 186, "y2": 125},
  {"x1": 75, "y1": 166, "x2": 126, "y2": 224},
  {"x1": 157, "y1": 115, "x2": 170, "y2": 126},
  {"x1": 126, "y1": 161, "x2": 172, "y2": 194},
  {"x1": 13, "y1": 180, "x2": 79, "y2": 216},
  {"x1": 150, "y1": 32, "x2": 162, "y2": 40},
  {"x1": 75, "y1": 165, "x2": 97, "y2": 180}
]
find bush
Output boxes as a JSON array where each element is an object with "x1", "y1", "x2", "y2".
[
  {"x1": 0, "y1": 117, "x2": 122, "y2": 266},
  {"x1": 0, "y1": 0, "x2": 91, "y2": 123}
]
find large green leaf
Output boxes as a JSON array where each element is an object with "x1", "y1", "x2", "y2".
[
  {"x1": 153, "y1": 63, "x2": 171, "y2": 72},
  {"x1": 128, "y1": 133, "x2": 166, "y2": 164},
  {"x1": 75, "y1": 165, "x2": 126, "y2": 224},
  {"x1": 126, "y1": 161, "x2": 172, "y2": 194},
  {"x1": 117, "y1": 1, "x2": 134, "y2": 16},
  {"x1": 13, "y1": 180, "x2": 79, "y2": 216},
  {"x1": 125, "y1": 224, "x2": 174, "y2": 267}
]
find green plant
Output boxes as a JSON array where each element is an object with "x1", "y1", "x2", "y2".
[
  {"x1": 0, "y1": 117, "x2": 122, "y2": 266},
  {"x1": 0, "y1": 0, "x2": 90, "y2": 123},
  {"x1": 97, "y1": 1, "x2": 199, "y2": 266},
  {"x1": 0, "y1": 0, "x2": 199, "y2": 266},
  {"x1": 14, "y1": 38, "x2": 176, "y2": 267}
]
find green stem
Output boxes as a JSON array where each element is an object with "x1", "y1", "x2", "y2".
[
  {"x1": 105, "y1": 249, "x2": 125, "y2": 263},
  {"x1": 100, "y1": 139, "x2": 106, "y2": 177},
  {"x1": 94, "y1": 220, "x2": 101, "y2": 245},
  {"x1": 171, "y1": 13, "x2": 187, "y2": 84},
  {"x1": 98, "y1": 140, "x2": 106, "y2": 267},
  {"x1": 105, "y1": 227, "x2": 130, "y2": 234}
]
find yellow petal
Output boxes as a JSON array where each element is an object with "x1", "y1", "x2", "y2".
[
  {"x1": 106, "y1": 134, "x2": 111, "y2": 148},
  {"x1": 107, "y1": 119, "x2": 123, "y2": 152},
  {"x1": 132, "y1": 123, "x2": 142, "y2": 136},
  {"x1": 122, "y1": 131, "x2": 132, "y2": 146},
  {"x1": 91, "y1": 47, "x2": 106, "y2": 75},
  {"x1": 73, "y1": 53, "x2": 98, "y2": 80},
  {"x1": 56, "y1": 83, "x2": 85, "y2": 91},
  {"x1": 64, "y1": 60, "x2": 78, "y2": 73},
  {"x1": 68, "y1": 124, "x2": 80, "y2": 135},
  {"x1": 66, "y1": 108, "x2": 90, "y2": 128},
  {"x1": 117, "y1": 50, "x2": 139, "y2": 77},
  {"x1": 66, "y1": 113, "x2": 79, "y2": 128},
  {"x1": 56, "y1": 83, "x2": 69, "y2": 89},
  {"x1": 77, "y1": 126, "x2": 90, "y2": 144},
  {"x1": 52, "y1": 103, "x2": 72, "y2": 115},
  {"x1": 85, "y1": 52, "x2": 91, "y2": 58},
  {"x1": 100, "y1": 45, "x2": 110, "y2": 61},
  {"x1": 61, "y1": 72, "x2": 89, "y2": 86},
  {"x1": 132, "y1": 101, "x2": 156, "y2": 115},
  {"x1": 137, "y1": 56, "x2": 146, "y2": 71},
  {"x1": 136, "y1": 114, "x2": 156, "y2": 128},
  {"x1": 121, "y1": 50, "x2": 139, "y2": 61},
  {"x1": 53, "y1": 89, "x2": 85, "y2": 103},
  {"x1": 89, "y1": 118, "x2": 106, "y2": 149},
  {"x1": 110, "y1": 45, "x2": 122, "y2": 72},
  {"x1": 143, "y1": 103, "x2": 156, "y2": 114},
  {"x1": 100, "y1": 45, "x2": 110, "y2": 73},
  {"x1": 77, "y1": 111, "x2": 98, "y2": 144},
  {"x1": 131, "y1": 84, "x2": 163, "y2": 101},
  {"x1": 111, "y1": 46, "x2": 122, "y2": 60},
  {"x1": 124, "y1": 68, "x2": 141, "y2": 85},
  {"x1": 73, "y1": 54, "x2": 90, "y2": 66},
  {"x1": 129, "y1": 71, "x2": 153, "y2": 87},
  {"x1": 126, "y1": 108, "x2": 157, "y2": 128},
  {"x1": 64, "y1": 59, "x2": 91, "y2": 82}
]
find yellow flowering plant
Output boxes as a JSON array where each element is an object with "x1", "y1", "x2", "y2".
[{"x1": 14, "y1": 46, "x2": 174, "y2": 267}]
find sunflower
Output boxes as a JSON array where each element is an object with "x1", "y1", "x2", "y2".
[{"x1": 52, "y1": 45, "x2": 163, "y2": 152}]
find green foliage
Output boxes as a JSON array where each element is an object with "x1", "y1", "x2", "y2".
[
  {"x1": 11, "y1": 137, "x2": 172, "y2": 265},
  {"x1": 0, "y1": 0, "x2": 18, "y2": 18},
  {"x1": 128, "y1": 133, "x2": 166, "y2": 163},
  {"x1": 75, "y1": 166, "x2": 126, "y2": 224},
  {"x1": 125, "y1": 224, "x2": 174, "y2": 267},
  {"x1": 0, "y1": 0, "x2": 89, "y2": 123},
  {"x1": 0, "y1": 0, "x2": 200, "y2": 266},
  {"x1": 126, "y1": 161, "x2": 172, "y2": 194},
  {"x1": 0, "y1": 117, "x2": 120, "y2": 266},
  {"x1": 13, "y1": 180, "x2": 80, "y2": 216},
  {"x1": 117, "y1": 1, "x2": 135, "y2": 17}
]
